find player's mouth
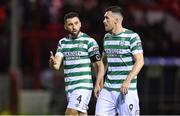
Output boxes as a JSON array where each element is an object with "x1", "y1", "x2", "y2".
[
  {"x1": 72, "y1": 29, "x2": 78, "y2": 33},
  {"x1": 104, "y1": 24, "x2": 108, "y2": 27}
]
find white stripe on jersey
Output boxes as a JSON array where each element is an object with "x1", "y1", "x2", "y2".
[
  {"x1": 64, "y1": 59, "x2": 90, "y2": 65},
  {"x1": 104, "y1": 41, "x2": 129, "y2": 46},
  {"x1": 64, "y1": 67, "x2": 91, "y2": 74},
  {"x1": 108, "y1": 57, "x2": 134, "y2": 63},
  {"x1": 109, "y1": 66, "x2": 133, "y2": 71},
  {"x1": 106, "y1": 75, "x2": 137, "y2": 80},
  {"x1": 104, "y1": 82, "x2": 137, "y2": 88},
  {"x1": 132, "y1": 50, "x2": 143, "y2": 55},
  {"x1": 61, "y1": 44, "x2": 88, "y2": 49}
]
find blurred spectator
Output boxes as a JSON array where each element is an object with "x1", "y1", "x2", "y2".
[
  {"x1": 49, "y1": 0, "x2": 64, "y2": 23},
  {"x1": 0, "y1": 7, "x2": 6, "y2": 25}
]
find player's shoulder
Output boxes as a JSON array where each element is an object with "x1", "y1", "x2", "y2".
[
  {"x1": 81, "y1": 33, "x2": 91, "y2": 38},
  {"x1": 58, "y1": 36, "x2": 69, "y2": 43},
  {"x1": 104, "y1": 33, "x2": 110, "y2": 37},
  {"x1": 81, "y1": 33, "x2": 96, "y2": 42},
  {"x1": 124, "y1": 28, "x2": 139, "y2": 36},
  {"x1": 104, "y1": 33, "x2": 111, "y2": 40},
  {"x1": 81, "y1": 33, "x2": 93, "y2": 39}
]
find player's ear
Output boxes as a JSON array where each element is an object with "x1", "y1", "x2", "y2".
[
  {"x1": 79, "y1": 21, "x2": 81, "y2": 28},
  {"x1": 114, "y1": 17, "x2": 119, "y2": 24},
  {"x1": 64, "y1": 24, "x2": 67, "y2": 30}
]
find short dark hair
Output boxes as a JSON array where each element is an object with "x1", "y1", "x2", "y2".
[
  {"x1": 64, "y1": 12, "x2": 80, "y2": 22},
  {"x1": 105, "y1": 6, "x2": 124, "y2": 17}
]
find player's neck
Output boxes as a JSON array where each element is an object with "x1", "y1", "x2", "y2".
[
  {"x1": 111, "y1": 25, "x2": 124, "y2": 35},
  {"x1": 70, "y1": 31, "x2": 82, "y2": 39}
]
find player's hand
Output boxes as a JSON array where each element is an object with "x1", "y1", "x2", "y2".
[
  {"x1": 49, "y1": 51, "x2": 56, "y2": 68},
  {"x1": 94, "y1": 84, "x2": 101, "y2": 98},
  {"x1": 120, "y1": 79, "x2": 130, "y2": 95},
  {"x1": 94, "y1": 80, "x2": 103, "y2": 98}
]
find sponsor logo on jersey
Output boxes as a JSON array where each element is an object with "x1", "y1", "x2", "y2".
[
  {"x1": 105, "y1": 49, "x2": 122, "y2": 57},
  {"x1": 78, "y1": 42, "x2": 85, "y2": 48},
  {"x1": 64, "y1": 51, "x2": 82, "y2": 57},
  {"x1": 64, "y1": 51, "x2": 82, "y2": 60}
]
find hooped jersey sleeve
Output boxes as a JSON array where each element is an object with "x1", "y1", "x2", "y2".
[
  {"x1": 88, "y1": 38, "x2": 101, "y2": 63},
  {"x1": 130, "y1": 34, "x2": 143, "y2": 55},
  {"x1": 55, "y1": 40, "x2": 64, "y2": 57}
]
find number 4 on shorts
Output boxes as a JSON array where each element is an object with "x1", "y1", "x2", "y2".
[{"x1": 77, "y1": 95, "x2": 82, "y2": 104}]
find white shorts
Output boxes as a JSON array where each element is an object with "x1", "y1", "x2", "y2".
[
  {"x1": 95, "y1": 88, "x2": 140, "y2": 116},
  {"x1": 67, "y1": 89, "x2": 92, "y2": 113}
]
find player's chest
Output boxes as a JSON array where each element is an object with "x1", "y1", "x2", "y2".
[
  {"x1": 62, "y1": 42, "x2": 88, "y2": 57},
  {"x1": 104, "y1": 39, "x2": 130, "y2": 55}
]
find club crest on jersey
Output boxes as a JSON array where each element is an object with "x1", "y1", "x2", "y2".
[{"x1": 78, "y1": 42, "x2": 84, "y2": 48}]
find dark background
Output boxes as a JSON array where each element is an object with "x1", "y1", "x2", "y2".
[{"x1": 0, "y1": 0, "x2": 180, "y2": 115}]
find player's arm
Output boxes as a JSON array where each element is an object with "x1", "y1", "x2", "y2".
[
  {"x1": 102, "y1": 52, "x2": 108, "y2": 73},
  {"x1": 120, "y1": 33, "x2": 144, "y2": 94},
  {"x1": 93, "y1": 58, "x2": 104, "y2": 98},
  {"x1": 126, "y1": 53, "x2": 144, "y2": 81},
  {"x1": 127, "y1": 34, "x2": 144, "y2": 81},
  {"x1": 49, "y1": 51, "x2": 63, "y2": 70},
  {"x1": 120, "y1": 53, "x2": 144, "y2": 94},
  {"x1": 93, "y1": 60, "x2": 104, "y2": 86}
]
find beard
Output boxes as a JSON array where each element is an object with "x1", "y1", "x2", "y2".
[
  {"x1": 70, "y1": 29, "x2": 80, "y2": 37},
  {"x1": 105, "y1": 26, "x2": 113, "y2": 32}
]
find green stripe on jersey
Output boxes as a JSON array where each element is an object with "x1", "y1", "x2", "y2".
[
  {"x1": 107, "y1": 71, "x2": 130, "y2": 75},
  {"x1": 105, "y1": 45, "x2": 129, "y2": 49},
  {"x1": 105, "y1": 36, "x2": 131, "y2": 41},
  {"x1": 64, "y1": 71, "x2": 91, "y2": 77},
  {"x1": 65, "y1": 79, "x2": 93, "y2": 86},
  {"x1": 108, "y1": 61, "x2": 134, "y2": 67},
  {"x1": 64, "y1": 63, "x2": 91, "y2": 69},
  {"x1": 63, "y1": 47, "x2": 87, "y2": 52},
  {"x1": 66, "y1": 87, "x2": 93, "y2": 93},
  {"x1": 61, "y1": 40, "x2": 88, "y2": 45},
  {"x1": 105, "y1": 78, "x2": 137, "y2": 84}
]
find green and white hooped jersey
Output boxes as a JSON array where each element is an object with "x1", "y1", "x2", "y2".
[
  {"x1": 56, "y1": 33, "x2": 100, "y2": 93},
  {"x1": 103, "y1": 29, "x2": 143, "y2": 92}
]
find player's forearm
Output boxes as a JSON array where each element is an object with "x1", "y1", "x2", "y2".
[
  {"x1": 102, "y1": 54, "x2": 108, "y2": 73},
  {"x1": 49, "y1": 56, "x2": 62, "y2": 70},
  {"x1": 126, "y1": 58, "x2": 144, "y2": 81},
  {"x1": 94, "y1": 61, "x2": 105, "y2": 84}
]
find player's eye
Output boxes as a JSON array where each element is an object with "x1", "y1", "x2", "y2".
[
  {"x1": 75, "y1": 21, "x2": 78, "y2": 25},
  {"x1": 105, "y1": 16, "x2": 109, "y2": 19},
  {"x1": 68, "y1": 23, "x2": 73, "y2": 26}
]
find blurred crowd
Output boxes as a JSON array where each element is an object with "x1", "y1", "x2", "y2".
[{"x1": 0, "y1": 0, "x2": 180, "y2": 79}]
